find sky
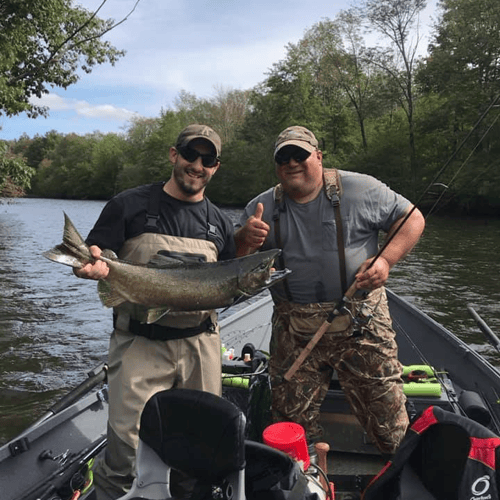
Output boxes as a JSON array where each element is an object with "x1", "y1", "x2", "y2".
[{"x1": 1, "y1": 0, "x2": 439, "y2": 141}]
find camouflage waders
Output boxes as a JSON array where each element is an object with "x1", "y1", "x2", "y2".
[{"x1": 269, "y1": 287, "x2": 409, "y2": 455}]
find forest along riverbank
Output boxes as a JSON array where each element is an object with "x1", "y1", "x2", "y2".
[{"x1": 0, "y1": 197, "x2": 499, "y2": 444}]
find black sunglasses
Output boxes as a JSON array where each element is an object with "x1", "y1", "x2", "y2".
[
  {"x1": 177, "y1": 146, "x2": 219, "y2": 168},
  {"x1": 274, "y1": 147, "x2": 311, "y2": 165}
]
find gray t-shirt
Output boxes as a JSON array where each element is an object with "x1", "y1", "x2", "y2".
[{"x1": 237, "y1": 170, "x2": 411, "y2": 304}]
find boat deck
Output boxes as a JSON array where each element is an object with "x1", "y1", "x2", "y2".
[{"x1": 220, "y1": 291, "x2": 500, "y2": 497}]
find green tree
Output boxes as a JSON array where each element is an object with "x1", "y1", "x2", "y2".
[
  {"x1": 0, "y1": 0, "x2": 139, "y2": 118},
  {"x1": 117, "y1": 112, "x2": 181, "y2": 192},
  {"x1": 12, "y1": 130, "x2": 63, "y2": 169},
  {"x1": 0, "y1": 142, "x2": 36, "y2": 195},
  {"x1": 415, "y1": 0, "x2": 500, "y2": 212},
  {"x1": 421, "y1": 0, "x2": 500, "y2": 100},
  {"x1": 298, "y1": 13, "x2": 378, "y2": 151},
  {"x1": 33, "y1": 133, "x2": 97, "y2": 198},
  {"x1": 363, "y1": 0, "x2": 428, "y2": 193},
  {"x1": 174, "y1": 86, "x2": 251, "y2": 145},
  {"x1": 89, "y1": 133, "x2": 127, "y2": 198}
]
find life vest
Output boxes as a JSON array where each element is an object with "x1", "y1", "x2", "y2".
[{"x1": 363, "y1": 405, "x2": 500, "y2": 500}]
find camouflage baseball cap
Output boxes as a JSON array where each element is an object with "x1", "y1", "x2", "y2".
[
  {"x1": 176, "y1": 124, "x2": 222, "y2": 157},
  {"x1": 274, "y1": 126, "x2": 319, "y2": 155}
]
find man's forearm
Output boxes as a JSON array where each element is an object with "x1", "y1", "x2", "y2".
[{"x1": 381, "y1": 207, "x2": 425, "y2": 269}]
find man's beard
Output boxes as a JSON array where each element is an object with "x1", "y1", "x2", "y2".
[{"x1": 173, "y1": 163, "x2": 210, "y2": 196}]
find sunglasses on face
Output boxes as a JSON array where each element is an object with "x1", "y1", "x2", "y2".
[
  {"x1": 274, "y1": 147, "x2": 311, "y2": 166},
  {"x1": 177, "y1": 146, "x2": 219, "y2": 168}
]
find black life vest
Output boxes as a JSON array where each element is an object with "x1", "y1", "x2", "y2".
[{"x1": 363, "y1": 405, "x2": 500, "y2": 500}]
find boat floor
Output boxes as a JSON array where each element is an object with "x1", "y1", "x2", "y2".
[
  {"x1": 325, "y1": 450, "x2": 385, "y2": 498},
  {"x1": 328, "y1": 450, "x2": 385, "y2": 475}
]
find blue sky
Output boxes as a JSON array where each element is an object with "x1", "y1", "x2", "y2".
[{"x1": 1, "y1": 0, "x2": 438, "y2": 141}]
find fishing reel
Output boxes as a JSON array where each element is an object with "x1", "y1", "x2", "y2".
[{"x1": 341, "y1": 303, "x2": 374, "y2": 336}]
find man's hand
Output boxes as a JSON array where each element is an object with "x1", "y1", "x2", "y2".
[
  {"x1": 234, "y1": 203, "x2": 270, "y2": 256},
  {"x1": 73, "y1": 245, "x2": 109, "y2": 280},
  {"x1": 355, "y1": 256, "x2": 390, "y2": 290},
  {"x1": 354, "y1": 206, "x2": 425, "y2": 290}
]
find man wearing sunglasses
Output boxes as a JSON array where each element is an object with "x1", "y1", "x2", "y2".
[
  {"x1": 74, "y1": 124, "x2": 236, "y2": 500},
  {"x1": 235, "y1": 125, "x2": 425, "y2": 459}
]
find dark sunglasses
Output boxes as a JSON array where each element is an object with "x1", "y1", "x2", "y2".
[
  {"x1": 274, "y1": 147, "x2": 311, "y2": 165},
  {"x1": 177, "y1": 146, "x2": 219, "y2": 168}
]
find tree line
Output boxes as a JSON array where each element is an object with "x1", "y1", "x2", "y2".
[{"x1": 1, "y1": 0, "x2": 500, "y2": 215}]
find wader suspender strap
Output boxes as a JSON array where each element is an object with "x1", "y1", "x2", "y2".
[
  {"x1": 145, "y1": 182, "x2": 164, "y2": 232},
  {"x1": 324, "y1": 169, "x2": 348, "y2": 295},
  {"x1": 273, "y1": 169, "x2": 348, "y2": 299},
  {"x1": 204, "y1": 198, "x2": 218, "y2": 243},
  {"x1": 144, "y1": 182, "x2": 218, "y2": 243},
  {"x1": 273, "y1": 188, "x2": 294, "y2": 302}
]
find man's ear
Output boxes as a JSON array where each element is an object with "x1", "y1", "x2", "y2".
[{"x1": 168, "y1": 146, "x2": 177, "y2": 163}]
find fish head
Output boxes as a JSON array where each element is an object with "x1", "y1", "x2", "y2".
[{"x1": 237, "y1": 249, "x2": 291, "y2": 296}]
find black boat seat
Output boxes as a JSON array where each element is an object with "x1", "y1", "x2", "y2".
[
  {"x1": 363, "y1": 406, "x2": 500, "y2": 500},
  {"x1": 117, "y1": 388, "x2": 246, "y2": 500}
]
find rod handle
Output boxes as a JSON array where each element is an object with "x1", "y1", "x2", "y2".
[{"x1": 284, "y1": 281, "x2": 358, "y2": 382}]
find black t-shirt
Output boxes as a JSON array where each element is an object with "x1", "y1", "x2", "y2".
[{"x1": 86, "y1": 183, "x2": 236, "y2": 260}]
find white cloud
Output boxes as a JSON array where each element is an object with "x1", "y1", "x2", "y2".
[
  {"x1": 33, "y1": 93, "x2": 71, "y2": 111},
  {"x1": 31, "y1": 93, "x2": 141, "y2": 122},
  {"x1": 91, "y1": 36, "x2": 288, "y2": 99},
  {"x1": 3, "y1": 0, "x2": 440, "y2": 140},
  {"x1": 76, "y1": 103, "x2": 139, "y2": 121}
]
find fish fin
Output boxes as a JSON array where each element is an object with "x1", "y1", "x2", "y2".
[
  {"x1": 97, "y1": 280, "x2": 126, "y2": 308},
  {"x1": 147, "y1": 254, "x2": 187, "y2": 269},
  {"x1": 236, "y1": 287, "x2": 255, "y2": 298},
  {"x1": 43, "y1": 213, "x2": 92, "y2": 268},
  {"x1": 145, "y1": 307, "x2": 171, "y2": 324},
  {"x1": 219, "y1": 294, "x2": 252, "y2": 313},
  {"x1": 42, "y1": 245, "x2": 85, "y2": 268},
  {"x1": 101, "y1": 249, "x2": 118, "y2": 260}
]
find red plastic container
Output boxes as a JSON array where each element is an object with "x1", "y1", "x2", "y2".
[{"x1": 262, "y1": 422, "x2": 310, "y2": 470}]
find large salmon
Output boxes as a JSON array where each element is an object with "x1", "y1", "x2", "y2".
[{"x1": 43, "y1": 213, "x2": 289, "y2": 323}]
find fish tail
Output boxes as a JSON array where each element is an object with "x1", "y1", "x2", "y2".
[{"x1": 42, "y1": 212, "x2": 93, "y2": 268}]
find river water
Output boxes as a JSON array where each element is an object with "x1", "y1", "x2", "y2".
[{"x1": 0, "y1": 197, "x2": 499, "y2": 444}]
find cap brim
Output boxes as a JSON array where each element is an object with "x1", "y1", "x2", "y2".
[
  {"x1": 274, "y1": 140, "x2": 316, "y2": 156},
  {"x1": 180, "y1": 136, "x2": 220, "y2": 157}
]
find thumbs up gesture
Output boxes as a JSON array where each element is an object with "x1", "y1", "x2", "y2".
[{"x1": 235, "y1": 203, "x2": 270, "y2": 256}]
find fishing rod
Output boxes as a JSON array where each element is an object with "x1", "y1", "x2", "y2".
[
  {"x1": 367, "y1": 92, "x2": 500, "y2": 266},
  {"x1": 467, "y1": 305, "x2": 500, "y2": 354},
  {"x1": 21, "y1": 363, "x2": 107, "y2": 434},
  {"x1": 284, "y1": 93, "x2": 500, "y2": 381},
  {"x1": 422, "y1": 104, "x2": 500, "y2": 217}
]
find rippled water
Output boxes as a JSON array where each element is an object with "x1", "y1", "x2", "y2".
[
  {"x1": 389, "y1": 217, "x2": 500, "y2": 360},
  {"x1": 0, "y1": 198, "x2": 499, "y2": 443}
]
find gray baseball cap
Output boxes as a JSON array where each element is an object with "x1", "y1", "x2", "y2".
[
  {"x1": 176, "y1": 124, "x2": 222, "y2": 157},
  {"x1": 274, "y1": 126, "x2": 319, "y2": 156}
]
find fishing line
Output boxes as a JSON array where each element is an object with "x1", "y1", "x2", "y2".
[
  {"x1": 366, "y1": 92, "x2": 500, "y2": 272},
  {"x1": 285, "y1": 93, "x2": 500, "y2": 381},
  {"x1": 426, "y1": 109, "x2": 500, "y2": 218}
]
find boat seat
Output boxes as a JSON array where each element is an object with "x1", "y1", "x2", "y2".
[
  {"x1": 363, "y1": 406, "x2": 500, "y2": 500},
  {"x1": 117, "y1": 388, "x2": 246, "y2": 500}
]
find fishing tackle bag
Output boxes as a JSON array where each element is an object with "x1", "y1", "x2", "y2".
[{"x1": 363, "y1": 405, "x2": 500, "y2": 500}]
